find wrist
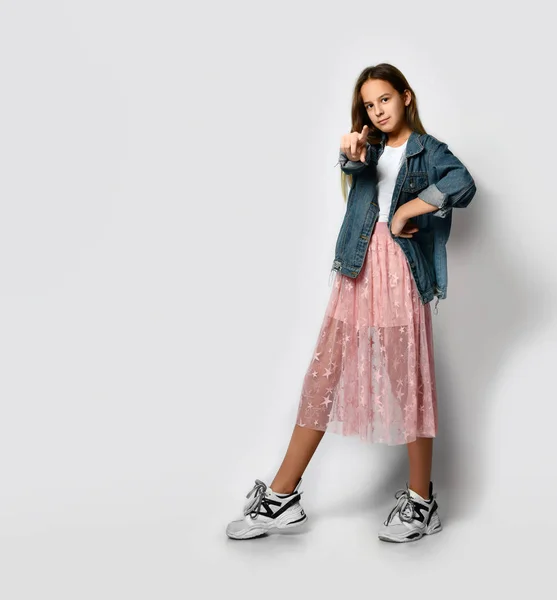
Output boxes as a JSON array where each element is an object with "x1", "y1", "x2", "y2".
[{"x1": 396, "y1": 202, "x2": 413, "y2": 220}]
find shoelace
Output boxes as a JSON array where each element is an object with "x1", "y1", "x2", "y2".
[
  {"x1": 384, "y1": 489, "x2": 416, "y2": 525},
  {"x1": 243, "y1": 479, "x2": 268, "y2": 518},
  {"x1": 243, "y1": 479, "x2": 304, "y2": 519},
  {"x1": 384, "y1": 488, "x2": 436, "y2": 525}
]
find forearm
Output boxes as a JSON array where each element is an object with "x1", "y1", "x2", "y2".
[{"x1": 397, "y1": 197, "x2": 440, "y2": 220}]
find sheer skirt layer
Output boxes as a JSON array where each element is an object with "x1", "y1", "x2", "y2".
[{"x1": 295, "y1": 222, "x2": 438, "y2": 445}]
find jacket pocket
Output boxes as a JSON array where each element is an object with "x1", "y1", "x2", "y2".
[{"x1": 402, "y1": 171, "x2": 429, "y2": 193}]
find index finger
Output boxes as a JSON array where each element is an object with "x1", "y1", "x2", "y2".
[{"x1": 358, "y1": 124, "x2": 369, "y2": 141}]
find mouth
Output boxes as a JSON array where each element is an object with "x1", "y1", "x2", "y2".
[{"x1": 378, "y1": 117, "x2": 390, "y2": 125}]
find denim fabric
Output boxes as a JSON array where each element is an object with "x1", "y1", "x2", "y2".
[{"x1": 332, "y1": 130, "x2": 476, "y2": 305}]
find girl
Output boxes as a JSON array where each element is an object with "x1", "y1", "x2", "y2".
[{"x1": 226, "y1": 63, "x2": 476, "y2": 543}]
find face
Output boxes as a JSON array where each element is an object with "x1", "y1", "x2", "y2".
[{"x1": 360, "y1": 79, "x2": 411, "y2": 134}]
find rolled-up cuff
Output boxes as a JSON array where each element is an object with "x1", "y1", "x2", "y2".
[
  {"x1": 338, "y1": 143, "x2": 372, "y2": 169},
  {"x1": 418, "y1": 183, "x2": 451, "y2": 218},
  {"x1": 339, "y1": 154, "x2": 363, "y2": 169}
]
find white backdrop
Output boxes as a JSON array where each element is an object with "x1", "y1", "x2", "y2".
[{"x1": 0, "y1": 0, "x2": 555, "y2": 598}]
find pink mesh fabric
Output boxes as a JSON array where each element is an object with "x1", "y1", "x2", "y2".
[{"x1": 296, "y1": 222, "x2": 438, "y2": 445}]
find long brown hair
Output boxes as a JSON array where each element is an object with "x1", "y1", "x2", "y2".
[{"x1": 340, "y1": 64, "x2": 428, "y2": 202}]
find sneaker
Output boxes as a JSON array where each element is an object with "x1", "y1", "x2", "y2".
[
  {"x1": 226, "y1": 477, "x2": 308, "y2": 540},
  {"x1": 377, "y1": 481, "x2": 443, "y2": 543}
]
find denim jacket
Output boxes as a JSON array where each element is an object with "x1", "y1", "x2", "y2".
[{"x1": 332, "y1": 130, "x2": 476, "y2": 310}]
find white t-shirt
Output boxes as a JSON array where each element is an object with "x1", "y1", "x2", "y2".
[{"x1": 376, "y1": 141, "x2": 408, "y2": 222}]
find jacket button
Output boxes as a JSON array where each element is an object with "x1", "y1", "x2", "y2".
[{"x1": 351, "y1": 271, "x2": 357, "y2": 276}]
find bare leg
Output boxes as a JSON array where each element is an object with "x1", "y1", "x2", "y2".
[
  {"x1": 407, "y1": 436, "x2": 433, "y2": 499},
  {"x1": 270, "y1": 424, "x2": 326, "y2": 493},
  {"x1": 269, "y1": 315, "x2": 344, "y2": 494},
  {"x1": 381, "y1": 322, "x2": 434, "y2": 497}
]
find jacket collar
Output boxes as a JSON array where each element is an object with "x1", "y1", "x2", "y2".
[{"x1": 380, "y1": 129, "x2": 424, "y2": 157}]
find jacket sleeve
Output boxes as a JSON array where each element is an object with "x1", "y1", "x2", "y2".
[
  {"x1": 336, "y1": 143, "x2": 373, "y2": 175},
  {"x1": 417, "y1": 141, "x2": 477, "y2": 218}
]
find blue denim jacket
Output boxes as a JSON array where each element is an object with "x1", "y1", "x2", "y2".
[{"x1": 332, "y1": 130, "x2": 477, "y2": 309}]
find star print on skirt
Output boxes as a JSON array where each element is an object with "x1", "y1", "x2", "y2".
[{"x1": 295, "y1": 222, "x2": 438, "y2": 445}]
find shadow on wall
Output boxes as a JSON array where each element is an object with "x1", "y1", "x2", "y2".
[{"x1": 427, "y1": 192, "x2": 546, "y2": 520}]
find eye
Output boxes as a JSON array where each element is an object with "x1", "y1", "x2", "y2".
[{"x1": 365, "y1": 98, "x2": 389, "y2": 109}]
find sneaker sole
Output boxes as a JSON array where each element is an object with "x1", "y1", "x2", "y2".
[{"x1": 226, "y1": 510, "x2": 308, "y2": 540}]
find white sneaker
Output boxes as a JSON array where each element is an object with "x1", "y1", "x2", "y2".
[
  {"x1": 226, "y1": 478, "x2": 308, "y2": 540},
  {"x1": 377, "y1": 481, "x2": 443, "y2": 543}
]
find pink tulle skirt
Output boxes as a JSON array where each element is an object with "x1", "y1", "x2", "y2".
[{"x1": 295, "y1": 221, "x2": 438, "y2": 445}]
